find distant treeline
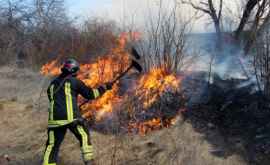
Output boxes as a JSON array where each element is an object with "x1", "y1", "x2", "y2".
[{"x1": 0, "y1": 0, "x2": 121, "y2": 68}]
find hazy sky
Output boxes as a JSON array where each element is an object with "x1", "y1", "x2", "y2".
[{"x1": 65, "y1": 0, "x2": 239, "y2": 32}]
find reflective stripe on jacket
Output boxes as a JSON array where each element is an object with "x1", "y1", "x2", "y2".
[{"x1": 47, "y1": 74, "x2": 105, "y2": 127}]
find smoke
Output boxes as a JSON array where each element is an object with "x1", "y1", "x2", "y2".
[
  {"x1": 69, "y1": 0, "x2": 208, "y2": 33},
  {"x1": 186, "y1": 33, "x2": 254, "y2": 80},
  {"x1": 179, "y1": 32, "x2": 260, "y2": 106}
]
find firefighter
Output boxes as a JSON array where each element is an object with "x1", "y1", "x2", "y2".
[{"x1": 42, "y1": 58, "x2": 112, "y2": 165}]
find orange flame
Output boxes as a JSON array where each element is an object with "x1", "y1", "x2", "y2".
[
  {"x1": 126, "y1": 67, "x2": 182, "y2": 135},
  {"x1": 41, "y1": 32, "x2": 183, "y2": 135},
  {"x1": 41, "y1": 32, "x2": 133, "y2": 121},
  {"x1": 136, "y1": 67, "x2": 181, "y2": 108},
  {"x1": 128, "y1": 117, "x2": 179, "y2": 136},
  {"x1": 40, "y1": 60, "x2": 61, "y2": 75}
]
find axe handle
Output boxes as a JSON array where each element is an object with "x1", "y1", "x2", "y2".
[
  {"x1": 79, "y1": 64, "x2": 133, "y2": 109},
  {"x1": 111, "y1": 64, "x2": 133, "y2": 84}
]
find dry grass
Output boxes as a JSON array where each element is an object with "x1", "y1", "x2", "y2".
[
  {"x1": 0, "y1": 102, "x2": 3, "y2": 111},
  {"x1": 0, "y1": 100, "x2": 247, "y2": 165},
  {"x1": 0, "y1": 67, "x2": 248, "y2": 165}
]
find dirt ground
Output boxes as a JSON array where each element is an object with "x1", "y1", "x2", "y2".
[{"x1": 0, "y1": 67, "x2": 248, "y2": 165}]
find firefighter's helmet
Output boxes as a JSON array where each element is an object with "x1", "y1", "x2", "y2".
[{"x1": 61, "y1": 58, "x2": 80, "y2": 75}]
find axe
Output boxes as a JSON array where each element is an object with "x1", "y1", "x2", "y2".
[
  {"x1": 79, "y1": 48, "x2": 142, "y2": 108},
  {"x1": 111, "y1": 60, "x2": 142, "y2": 84},
  {"x1": 110, "y1": 47, "x2": 142, "y2": 83},
  {"x1": 131, "y1": 47, "x2": 141, "y2": 60}
]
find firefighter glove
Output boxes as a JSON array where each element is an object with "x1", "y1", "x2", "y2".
[{"x1": 105, "y1": 82, "x2": 113, "y2": 90}]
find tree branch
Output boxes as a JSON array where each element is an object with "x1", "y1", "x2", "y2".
[{"x1": 181, "y1": 0, "x2": 211, "y2": 14}]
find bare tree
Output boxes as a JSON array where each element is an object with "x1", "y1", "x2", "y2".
[
  {"x1": 257, "y1": 11, "x2": 270, "y2": 38},
  {"x1": 35, "y1": 0, "x2": 67, "y2": 29},
  {"x1": 80, "y1": 18, "x2": 119, "y2": 59},
  {"x1": 234, "y1": 0, "x2": 263, "y2": 40},
  {"x1": 244, "y1": 0, "x2": 270, "y2": 53},
  {"x1": 229, "y1": 0, "x2": 270, "y2": 54},
  {"x1": 181, "y1": 0, "x2": 223, "y2": 49},
  {"x1": 29, "y1": 0, "x2": 73, "y2": 66},
  {"x1": 254, "y1": 26, "x2": 270, "y2": 96},
  {"x1": 140, "y1": 0, "x2": 190, "y2": 73},
  {"x1": 0, "y1": 0, "x2": 35, "y2": 63}
]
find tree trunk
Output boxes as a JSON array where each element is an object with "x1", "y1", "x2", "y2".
[
  {"x1": 214, "y1": 19, "x2": 222, "y2": 50},
  {"x1": 235, "y1": 0, "x2": 261, "y2": 40},
  {"x1": 257, "y1": 12, "x2": 270, "y2": 39}
]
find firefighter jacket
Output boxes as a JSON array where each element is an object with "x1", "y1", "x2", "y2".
[{"x1": 47, "y1": 74, "x2": 105, "y2": 128}]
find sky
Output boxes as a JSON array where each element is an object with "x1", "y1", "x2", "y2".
[
  {"x1": 65, "y1": 0, "x2": 239, "y2": 33},
  {"x1": 66, "y1": 0, "x2": 114, "y2": 18},
  {"x1": 66, "y1": 0, "x2": 131, "y2": 24}
]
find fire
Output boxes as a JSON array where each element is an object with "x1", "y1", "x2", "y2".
[
  {"x1": 41, "y1": 32, "x2": 184, "y2": 135},
  {"x1": 125, "y1": 67, "x2": 182, "y2": 135},
  {"x1": 40, "y1": 59, "x2": 61, "y2": 75},
  {"x1": 136, "y1": 67, "x2": 181, "y2": 108},
  {"x1": 128, "y1": 117, "x2": 180, "y2": 136},
  {"x1": 41, "y1": 32, "x2": 133, "y2": 121},
  {"x1": 128, "y1": 118, "x2": 162, "y2": 135}
]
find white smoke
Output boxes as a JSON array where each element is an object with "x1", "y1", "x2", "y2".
[{"x1": 185, "y1": 33, "x2": 254, "y2": 81}]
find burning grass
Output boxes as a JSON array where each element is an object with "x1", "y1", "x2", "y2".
[
  {"x1": 136, "y1": 67, "x2": 182, "y2": 108},
  {"x1": 40, "y1": 32, "x2": 185, "y2": 135}
]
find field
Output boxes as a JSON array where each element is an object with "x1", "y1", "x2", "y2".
[{"x1": 0, "y1": 67, "x2": 247, "y2": 165}]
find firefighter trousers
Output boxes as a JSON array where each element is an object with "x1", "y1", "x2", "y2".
[{"x1": 42, "y1": 122, "x2": 94, "y2": 165}]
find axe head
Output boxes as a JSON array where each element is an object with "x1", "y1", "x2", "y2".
[
  {"x1": 131, "y1": 47, "x2": 141, "y2": 60},
  {"x1": 131, "y1": 60, "x2": 142, "y2": 73}
]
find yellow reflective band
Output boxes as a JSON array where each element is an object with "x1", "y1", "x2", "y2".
[
  {"x1": 65, "y1": 82, "x2": 73, "y2": 121},
  {"x1": 49, "y1": 85, "x2": 54, "y2": 120},
  {"x1": 93, "y1": 89, "x2": 100, "y2": 98},
  {"x1": 48, "y1": 120, "x2": 72, "y2": 127},
  {"x1": 43, "y1": 131, "x2": 55, "y2": 165},
  {"x1": 68, "y1": 83, "x2": 74, "y2": 120},
  {"x1": 84, "y1": 153, "x2": 94, "y2": 161},
  {"x1": 64, "y1": 83, "x2": 70, "y2": 121},
  {"x1": 77, "y1": 125, "x2": 94, "y2": 160},
  {"x1": 77, "y1": 125, "x2": 87, "y2": 148}
]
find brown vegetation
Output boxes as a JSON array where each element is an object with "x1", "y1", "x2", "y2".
[{"x1": 0, "y1": 68, "x2": 249, "y2": 165}]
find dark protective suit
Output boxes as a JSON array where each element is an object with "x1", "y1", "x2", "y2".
[{"x1": 43, "y1": 73, "x2": 106, "y2": 165}]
